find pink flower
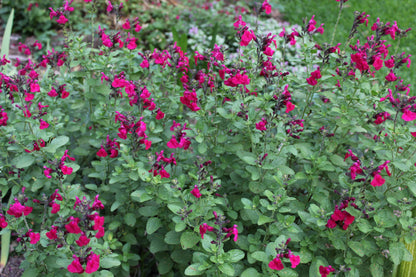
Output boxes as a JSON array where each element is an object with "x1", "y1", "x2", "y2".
[
  {"x1": 289, "y1": 254, "x2": 300, "y2": 268},
  {"x1": 402, "y1": 109, "x2": 416, "y2": 121},
  {"x1": 61, "y1": 165, "x2": 73, "y2": 175},
  {"x1": 29, "y1": 232, "x2": 40, "y2": 244},
  {"x1": 97, "y1": 147, "x2": 108, "y2": 157},
  {"x1": 93, "y1": 216, "x2": 105, "y2": 230},
  {"x1": 385, "y1": 70, "x2": 398, "y2": 82},
  {"x1": 46, "y1": 227, "x2": 58, "y2": 240},
  {"x1": 319, "y1": 265, "x2": 335, "y2": 277},
  {"x1": 373, "y1": 57, "x2": 384, "y2": 70},
  {"x1": 256, "y1": 118, "x2": 267, "y2": 131},
  {"x1": 156, "y1": 109, "x2": 165, "y2": 120},
  {"x1": 39, "y1": 119, "x2": 49, "y2": 129},
  {"x1": 68, "y1": 256, "x2": 84, "y2": 274},
  {"x1": 261, "y1": 0, "x2": 272, "y2": 14},
  {"x1": 199, "y1": 223, "x2": 214, "y2": 239},
  {"x1": 122, "y1": 19, "x2": 131, "y2": 29},
  {"x1": 190, "y1": 185, "x2": 201, "y2": 198},
  {"x1": 30, "y1": 82, "x2": 40, "y2": 92},
  {"x1": 371, "y1": 174, "x2": 385, "y2": 187},
  {"x1": 85, "y1": 252, "x2": 100, "y2": 274},
  {"x1": 76, "y1": 234, "x2": 90, "y2": 247},
  {"x1": 65, "y1": 218, "x2": 82, "y2": 234},
  {"x1": 7, "y1": 201, "x2": 32, "y2": 218},
  {"x1": 95, "y1": 226, "x2": 105, "y2": 238},
  {"x1": 56, "y1": 15, "x2": 68, "y2": 25},
  {"x1": 48, "y1": 87, "x2": 58, "y2": 97},
  {"x1": 268, "y1": 257, "x2": 284, "y2": 270},
  {"x1": 285, "y1": 101, "x2": 295, "y2": 113},
  {"x1": 0, "y1": 215, "x2": 7, "y2": 229},
  {"x1": 240, "y1": 29, "x2": 255, "y2": 46},
  {"x1": 263, "y1": 46, "x2": 274, "y2": 56},
  {"x1": 51, "y1": 202, "x2": 60, "y2": 214},
  {"x1": 107, "y1": 1, "x2": 113, "y2": 12},
  {"x1": 44, "y1": 166, "x2": 53, "y2": 178}
]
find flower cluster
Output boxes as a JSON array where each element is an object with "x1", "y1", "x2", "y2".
[
  {"x1": 43, "y1": 149, "x2": 75, "y2": 179},
  {"x1": 114, "y1": 111, "x2": 151, "y2": 150},
  {"x1": 167, "y1": 121, "x2": 191, "y2": 150},
  {"x1": 148, "y1": 150, "x2": 177, "y2": 179},
  {"x1": 306, "y1": 68, "x2": 322, "y2": 86},
  {"x1": 326, "y1": 197, "x2": 356, "y2": 230},
  {"x1": 199, "y1": 211, "x2": 238, "y2": 243},
  {"x1": 49, "y1": 0, "x2": 74, "y2": 25},
  {"x1": 97, "y1": 135, "x2": 120, "y2": 158},
  {"x1": 268, "y1": 238, "x2": 300, "y2": 271}
]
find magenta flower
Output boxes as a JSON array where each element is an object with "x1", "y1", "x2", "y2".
[
  {"x1": 256, "y1": 118, "x2": 267, "y2": 131},
  {"x1": 268, "y1": 257, "x2": 284, "y2": 270},
  {"x1": 385, "y1": 70, "x2": 398, "y2": 82},
  {"x1": 7, "y1": 200, "x2": 33, "y2": 218},
  {"x1": 65, "y1": 218, "x2": 82, "y2": 234},
  {"x1": 261, "y1": 0, "x2": 272, "y2": 14},
  {"x1": 76, "y1": 234, "x2": 90, "y2": 247},
  {"x1": 240, "y1": 29, "x2": 255, "y2": 46},
  {"x1": 122, "y1": 19, "x2": 131, "y2": 30},
  {"x1": 190, "y1": 185, "x2": 202, "y2": 198},
  {"x1": 289, "y1": 254, "x2": 300, "y2": 268},
  {"x1": 51, "y1": 202, "x2": 60, "y2": 214},
  {"x1": 61, "y1": 165, "x2": 73, "y2": 175},
  {"x1": 0, "y1": 215, "x2": 7, "y2": 229},
  {"x1": 39, "y1": 119, "x2": 49, "y2": 129},
  {"x1": 402, "y1": 109, "x2": 416, "y2": 121},
  {"x1": 97, "y1": 147, "x2": 108, "y2": 157},
  {"x1": 68, "y1": 256, "x2": 84, "y2": 274},
  {"x1": 319, "y1": 265, "x2": 335, "y2": 277},
  {"x1": 199, "y1": 223, "x2": 214, "y2": 239},
  {"x1": 85, "y1": 252, "x2": 100, "y2": 274},
  {"x1": 46, "y1": 227, "x2": 58, "y2": 240},
  {"x1": 107, "y1": 1, "x2": 113, "y2": 12},
  {"x1": 28, "y1": 232, "x2": 40, "y2": 244},
  {"x1": 306, "y1": 68, "x2": 322, "y2": 86},
  {"x1": 56, "y1": 15, "x2": 68, "y2": 24},
  {"x1": 371, "y1": 174, "x2": 385, "y2": 187},
  {"x1": 285, "y1": 101, "x2": 295, "y2": 113}
]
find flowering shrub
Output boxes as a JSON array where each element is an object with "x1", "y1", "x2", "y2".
[{"x1": 0, "y1": 0, "x2": 415, "y2": 276}]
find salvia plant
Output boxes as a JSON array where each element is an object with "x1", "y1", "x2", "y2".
[{"x1": 0, "y1": 0, "x2": 415, "y2": 276}]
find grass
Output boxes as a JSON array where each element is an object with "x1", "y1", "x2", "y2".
[{"x1": 273, "y1": 0, "x2": 416, "y2": 88}]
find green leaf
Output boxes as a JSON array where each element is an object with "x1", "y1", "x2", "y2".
[
  {"x1": 241, "y1": 268, "x2": 261, "y2": 277},
  {"x1": 43, "y1": 136, "x2": 70, "y2": 153},
  {"x1": 227, "y1": 249, "x2": 245, "y2": 263},
  {"x1": 165, "y1": 231, "x2": 181, "y2": 245},
  {"x1": 124, "y1": 213, "x2": 136, "y2": 227},
  {"x1": 131, "y1": 190, "x2": 152, "y2": 203},
  {"x1": 0, "y1": 9, "x2": 14, "y2": 58},
  {"x1": 258, "y1": 215, "x2": 274, "y2": 225},
  {"x1": 219, "y1": 263, "x2": 234, "y2": 276},
  {"x1": 157, "y1": 256, "x2": 173, "y2": 275},
  {"x1": 370, "y1": 262, "x2": 384, "y2": 277},
  {"x1": 185, "y1": 263, "x2": 204, "y2": 275},
  {"x1": 236, "y1": 151, "x2": 257, "y2": 165},
  {"x1": 180, "y1": 231, "x2": 199, "y2": 249},
  {"x1": 146, "y1": 217, "x2": 162, "y2": 235},
  {"x1": 348, "y1": 241, "x2": 365, "y2": 257},
  {"x1": 390, "y1": 242, "x2": 412, "y2": 265},
  {"x1": 250, "y1": 251, "x2": 267, "y2": 262},
  {"x1": 407, "y1": 182, "x2": 416, "y2": 197},
  {"x1": 100, "y1": 256, "x2": 121, "y2": 268},
  {"x1": 15, "y1": 154, "x2": 35, "y2": 168}
]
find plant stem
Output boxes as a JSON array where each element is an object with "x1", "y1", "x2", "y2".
[{"x1": 331, "y1": 2, "x2": 343, "y2": 46}]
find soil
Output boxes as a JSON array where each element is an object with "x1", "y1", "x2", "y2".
[{"x1": 0, "y1": 255, "x2": 24, "y2": 277}]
